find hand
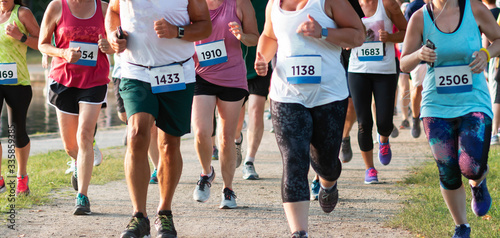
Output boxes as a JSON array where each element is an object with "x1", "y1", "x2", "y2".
[
  {"x1": 418, "y1": 45, "x2": 437, "y2": 65},
  {"x1": 296, "y1": 14, "x2": 321, "y2": 38},
  {"x1": 378, "y1": 29, "x2": 388, "y2": 42},
  {"x1": 64, "y1": 47, "x2": 82, "y2": 63},
  {"x1": 254, "y1": 52, "x2": 268, "y2": 76},
  {"x1": 4, "y1": 22, "x2": 23, "y2": 41},
  {"x1": 98, "y1": 34, "x2": 112, "y2": 53},
  {"x1": 469, "y1": 50, "x2": 488, "y2": 74},
  {"x1": 109, "y1": 29, "x2": 128, "y2": 53},
  {"x1": 154, "y1": 18, "x2": 177, "y2": 39},
  {"x1": 228, "y1": 22, "x2": 243, "y2": 41}
]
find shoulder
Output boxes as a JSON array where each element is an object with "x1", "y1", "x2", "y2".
[
  {"x1": 471, "y1": 0, "x2": 491, "y2": 16},
  {"x1": 46, "y1": 0, "x2": 63, "y2": 13},
  {"x1": 382, "y1": 0, "x2": 401, "y2": 12},
  {"x1": 18, "y1": 6, "x2": 35, "y2": 18}
]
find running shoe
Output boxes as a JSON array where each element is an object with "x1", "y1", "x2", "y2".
[
  {"x1": 220, "y1": 187, "x2": 237, "y2": 209},
  {"x1": 291, "y1": 231, "x2": 309, "y2": 238},
  {"x1": 399, "y1": 119, "x2": 410, "y2": 129},
  {"x1": 0, "y1": 176, "x2": 6, "y2": 194},
  {"x1": 120, "y1": 212, "x2": 151, "y2": 238},
  {"x1": 318, "y1": 183, "x2": 338, "y2": 213},
  {"x1": 378, "y1": 135, "x2": 392, "y2": 166},
  {"x1": 93, "y1": 142, "x2": 103, "y2": 166},
  {"x1": 123, "y1": 128, "x2": 128, "y2": 146},
  {"x1": 340, "y1": 136, "x2": 353, "y2": 163},
  {"x1": 193, "y1": 167, "x2": 215, "y2": 202},
  {"x1": 235, "y1": 133, "x2": 243, "y2": 168},
  {"x1": 16, "y1": 175, "x2": 30, "y2": 196},
  {"x1": 211, "y1": 146, "x2": 219, "y2": 160},
  {"x1": 72, "y1": 169, "x2": 78, "y2": 191},
  {"x1": 452, "y1": 224, "x2": 471, "y2": 238},
  {"x1": 155, "y1": 211, "x2": 177, "y2": 238},
  {"x1": 411, "y1": 117, "x2": 421, "y2": 138},
  {"x1": 150, "y1": 169, "x2": 158, "y2": 184},
  {"x1": 242, "y1": 162, "x2": 259, "y2": 180},
  {"x1": 310, "y1": 179, "x2": 320, "y2": 201},
  {"x1": 470, "y1": 179, "x2": 492, "y2": 217},
  {"x1": 65, "y1": 160, "x2": 76, "y2": 174},
  {"x1": 364, "y1": 168, "x2": 379, "y2": 184},
  {"x1": 491, "y1": 134, "x2": 500, "y2": 145},
  {"x1": 269, "y1": 126, "x2": 275, "y2": 133},
  {"x1": 390, "y1": 124, "x2": 399, "y2": 138},
  {"x1": 73, "y1": 193, "x2": 91, "y2": 215}
]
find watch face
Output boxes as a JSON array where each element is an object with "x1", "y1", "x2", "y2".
[{"x1": 322, "y1": 28, "x2": 328, "y2": 37}]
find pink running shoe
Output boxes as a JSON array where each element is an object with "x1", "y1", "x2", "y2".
[{"x1": 16, "y1": 175, "x2": 30, "y2": 196}]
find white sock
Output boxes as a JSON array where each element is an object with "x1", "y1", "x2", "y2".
[
  {"x1": 201, "y1": 167, "x2": 213, "y2": 177},
  {"x1": 245, "y1": 156, "x2": 255, "y2": 164}
]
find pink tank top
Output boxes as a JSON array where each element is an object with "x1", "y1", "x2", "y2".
[
  {"x1": 49, "y1": 0, "x2": 110, "y2": 89},
  {"x1": 194, "y1": 0, "x2": 247, "y2": 90}
]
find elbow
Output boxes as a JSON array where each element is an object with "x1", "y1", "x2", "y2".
[
  {"x1": 351, "y1": 30, "x2": 366, "y2": 48},
  {"x1": 202, "y1": 23, "x2": 212, "y2": 39}
]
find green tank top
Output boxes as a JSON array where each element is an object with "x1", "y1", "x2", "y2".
[
  {"x1": 241, "y1": 0, "x2": 268, "y2": 79},
  {"x1": 0, "y1": 5, "x2": 30, "y2": 86}
]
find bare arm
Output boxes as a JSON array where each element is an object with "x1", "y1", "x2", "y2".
[
  {"x1": 105, "y1": 0, "x2": 126, "y2": 53},
  {"x1": 400, "y1": 10, "x2": 435, "y2": 73},
  {"x1": 232, "y1": 0, "x2": 259, "y2": 46},
  {"x1": 184, "y1": 0, "x2": 212, "y2": 41},
  {"x1": 255, "y1": 0, "x2": 278, "y2": 76},
  {"x1": 379, "y1": 0, "x2": 407, "y2": 43},
  {"x1": 325, "y1": 0, "x2": 365, "y2": 48},
  {"x1": 17, "y1": 7, "x2": 39, "y2": 50},
  {"x1": 473, "y1": 0, "x2": 500, "y2": 73}
]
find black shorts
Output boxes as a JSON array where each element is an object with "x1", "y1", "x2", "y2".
[
  {"x1": 248, "y1": 68, "x2": 271, "y2": 98},
  {"x1": 112, "y1": 77, "x2": 125, "y2": 113},
  {"x1": 194, "y1": 75, "x2": 248, "y2": 102},
  {"x1": 48, "y1": 81, "x2": 107, "y2": 115}
]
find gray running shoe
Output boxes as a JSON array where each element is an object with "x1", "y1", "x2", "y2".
[
  {"x1": 412, "y1": 117, "x2": 421, "y2": 138},
  {"x1": 219, "y1": 187, "x2": 237, "y2": 209},
  {"x1": 242, "y1": 162, "x2": 259, "y2": 180},
  {"x1": 71, "y1": 169, "x2": 78, "y2": 191},
  {"x1": 318, "y1": 184, "x2": 338, "y2": 213},
  {"x1": 120, "y1": 213, "x2": 151, "y2": 238},
  {"x1": 235, "y1": 133, "x2": 243, "y2": 168},
  {"x1": 155, "y1": 211, "x2": 177, "y2": 238},
  {"x1": 339, "y1": 136, "x2": 353, "y2": 163},
  {"x1": 193, "y1": 167, "x2": 215, "y2": 202},
  {"x1": 73, "y1": 193, "x2": 91, "y2": 215}
]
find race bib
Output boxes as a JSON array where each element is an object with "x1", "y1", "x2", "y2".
[
  {"x1": 434, "y1": 65, "x2": 472, "y2": 94},
  {"x1": 357, "y1": 41, "x2": 384, "y2": 61},
  {"x1": 285, "y1": 55, "x2": 322, "y2": 84},
  {"x1": 69, "y1": 41, "x2": 99, "y2": 66},
  {"x1": 148, "y1": 64, "x2": 186, "y2": 94},
  {"x1": 0, "y1": 63, "x2": 18, "y2": 84},
  {"x1": 195, "y1": 39, "x2": 228, "y2": 67}
]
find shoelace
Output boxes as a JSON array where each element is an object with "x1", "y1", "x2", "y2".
[
  {"x1": 471, "y1": 185, "x2": 484, "y2": 201},
  {"x1": 197, "y1": 176, "x2": 212, "y2": 191},
  {"x1": 156, "y1": 215, "x2": 174, "y2": 231},
  {"x1": 126, "y1": 217, "x2": 141, "y2": 230},
  {"x1": 368, "y1": 169, "x2": 377, "y2": 177},
  {"x1": 223, "y1": 188, "x2": 237, "y2": 200},
  {"x1": 17, "y1": 176, "x2": 28, "y2": 190},
  {"x1": 246, "y1": 165, "x2": 256, "y2": 174},
  {"x1": 380, "y1": 144, "x2": 390, "y2": 155},
  {"x1": 77, "y1": 195, "x2": 89, "y2": 206}
]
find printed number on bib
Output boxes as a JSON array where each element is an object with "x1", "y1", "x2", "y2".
[
  {"x1": 285, "y1": 55, "x2": 322, "y2": 84},
  {"x1": 0, "y1": 63, "x2": 18, "y2": 85},
  {"x1": 434, "y1": 65, "x2": 472, "y2": 94},
  {"x1": 148, "y1": 64, "x2": 186, "y2": 94},
  {"x1": 69, "y1": 41, "x2": 99, "y2": 67},
  {"x1": 196, "y1": 39, "x2": 228, "y2": 67},
  {"x1": 357, "y1": 41, "x2": 384, "y2": 61}
]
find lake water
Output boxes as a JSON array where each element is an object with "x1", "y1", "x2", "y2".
[{"x1": 0, "y1": 80, "x2": 123, "y2": 138}]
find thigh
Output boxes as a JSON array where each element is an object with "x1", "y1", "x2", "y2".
[
  {"x1": 4, "y1": 86, "x2": 32, "y2": 125},
  {"x1": 217, "y1": 97, "x2": 245, "y2": 138},
  {"x1": 348, "y1": 73, "x2": 374, "y2": 125},
  {"x1": 192, "y1": 95, "x2": 217, "y2": 135},
  {"x1": 120, "y1": 78, "x2": 159, "y2": 120},
  {"x1": 373, "y1": 73, "x2": 398, "y2": 134}
]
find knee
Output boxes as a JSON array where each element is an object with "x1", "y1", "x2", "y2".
[
  {"x1": 128, "y1": 126, "x2": 151, "y2": 148},
  {"x1": 64, "y1": 143, "x2": 78, "y2": 157},
  {"x1": 462, "y1": 165, "x2": 486, "y2": 181},
  {"x1": 440, "y1": 174, "x2": 462, "y2": 190}
]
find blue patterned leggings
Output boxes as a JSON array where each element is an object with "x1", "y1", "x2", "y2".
[
  {"x1": 271, "y1": 99, "x2": 347, "y2": 202},
  {"x1": 422, "y1": 112, "x2": 490, "y2": 190}
]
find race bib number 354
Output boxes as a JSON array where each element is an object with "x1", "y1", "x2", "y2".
[
  {"x1": 69, "y1": 41, "x2": 99, "y2": 67},
  {"x1": 285, "y1": 55, "x2": 322, "y2": 84},
  {"x1": 0, "y1": 63, "x2": 18, "y2": 85},
  {"x1": 434, "y1": 65, "x2": 472, "y2": 94}
]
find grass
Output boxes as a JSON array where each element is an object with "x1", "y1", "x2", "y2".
[
  {"x1": 389, "y1": 147, "x2": 500, "y2": 237},
  {"x1": 0, "y1": 146, "x2": 126, "y2": 218}
]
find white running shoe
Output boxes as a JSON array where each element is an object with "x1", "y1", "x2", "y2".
[
  {"x1": 65, "y1": 160, "x2": 76, "y2": 174},
  {"x1": 219, "y1": 187, "x2": 237, "y2": 209},
  {"x1": 93, "y1": 143, "x2": 103, "y2": 166},
  {"x1": 193, "y1": 167, "x2": 216, "y2": 202}
]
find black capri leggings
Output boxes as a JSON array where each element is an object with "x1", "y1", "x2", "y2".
[
  {"x1": 348, "y1": 72, "x2": 398, "y2": 152},
  {"x1": 0, "y1": 85, "x2": 32, "y2": 148},
  {"x1": 271, "y1": 99, "x2": 347, "y2": 203}
]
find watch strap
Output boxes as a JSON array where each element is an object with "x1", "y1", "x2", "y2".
[{"x1": 20, "y1": 34, "x2": 27, "y2": 43}]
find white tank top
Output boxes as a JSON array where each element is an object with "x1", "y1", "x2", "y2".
[
  {"x1": 348, "y1": 0, "x2": 396, "y2": 74},
  {"x1": 270, "y1": 0, "x2": 348, "y2": 107},
  {"x1": 120, "y1": 0, "x2": 195, "y2": 83}
]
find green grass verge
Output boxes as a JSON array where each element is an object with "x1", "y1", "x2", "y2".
[
  {"x1": 0, "y1": 146, "x2": 126, "y2": 215},
  {"x1": 389, "y1": 147, "x2": 499, "y2": 237}
]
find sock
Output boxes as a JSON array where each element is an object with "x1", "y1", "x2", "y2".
[
  {"x1": 235, "y1": 136, "x2": 242, "y2": 144},
  {"x1": 201, "y1": 167, "x2": 213, "y2": 177},
  {"x1": 244, "y1": 156, "x2": 255, "y2": 164},
  {"x1": 320, "y1": 182, "x2": 337, "y2": 193},
  {"x1": 457, "y1": 224, "x2": 470, "y2": 228},
  {"x1": 133, "y1": 212, "x2": 145, "y2": 218},
  {"x1": 158, "y1": 210, "x2": 172, "y2": 216}
]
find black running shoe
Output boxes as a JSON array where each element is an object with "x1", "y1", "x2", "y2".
[
  {"x1": 155, "y1": 211, "x2": 177, "y2": 238},
  {"x1": 73, "y1": 193, "x2": 91, "y2": 215},
  {"x1": 291, "y1": 230, "x2": 309, "y2": 238},
  {"x1": 120, "y1": 213, "x2": 151, "y2": 238},
  {"x1": 318, "y1": 183, "x2": 339, "y2": 213}
]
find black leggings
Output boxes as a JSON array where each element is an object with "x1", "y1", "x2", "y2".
[
  {"x1": 271, "y1": 99, "x2": 347, "y2": 203},
  {"x1": 348, "y1": 72, "x2": 398, "y2": 151},
  {"x1": 0, "y1": 85, "x2": 32, "y2": 148}
]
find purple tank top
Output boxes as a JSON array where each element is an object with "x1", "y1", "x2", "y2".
[{"x1": 194, "y1": 0, "x2": 248, "y2": 90}]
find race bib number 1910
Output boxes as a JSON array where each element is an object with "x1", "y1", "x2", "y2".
[
  {"x1": 69, "y1": 41, "x2": 99, "y2": 67},
  {"x1": 434, "y1": 65, "x2": 472, "y2": 94},
  {"x1": 0, "y1": 63, "x2": 18, "y2": 85},
  {"x1": 195, "y1": 39, "x2": 228, "y2": 67}
]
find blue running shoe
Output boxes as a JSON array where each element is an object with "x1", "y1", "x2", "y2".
[
  {"x1": 471, "y1": 179, "x2": 492, "y2": 217},
  {"x1": 150, "y1": 169, "x2": 158, "y2": 184},
  {"x1": 452, "y1": 224, "x2": 471, "y2": 238},
  {"x1": 378, "y1": 135, "x2": 392, "y2": 166},
  {"x1": 364, "y1": 168, "x2": 379, "y2": 184},
  {"x1": 310, "y1": 179, "x2": 320, "y2": 200}
]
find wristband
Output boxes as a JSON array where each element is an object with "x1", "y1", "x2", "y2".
[
  {"x1": 20, "y1": 34, "x2": 27, "y2": 43},
  {"x1": 480, "y1": 48, "x2": 491, "y2": 62}
]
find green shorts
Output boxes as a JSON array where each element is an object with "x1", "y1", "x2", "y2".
[{"x1": 119, "y1": 78, "x2": 195, "y2": 137}]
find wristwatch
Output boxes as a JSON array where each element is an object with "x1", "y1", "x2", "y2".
[
  {"x1": 321, "y1": 28, "x2": 328, "y2": 40},
  {"x1": 20, "y1": 34, "x2": 27, "y2": 43},
  {"x1": 177, "y1": 26, "x2": 185, "y2": 38}
]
